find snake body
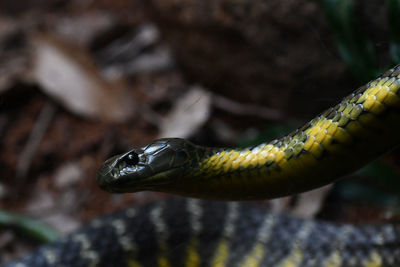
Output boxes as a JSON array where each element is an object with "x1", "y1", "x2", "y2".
[
  {"x1": 97, "y1": 65, "x2": 400, "y2": 200},
  {"x1": 7, "y1": 199, "x2": 400, "y2": 267},
  {"x1": 6, "y1": 65, "x2": 400, "y2": 266}
]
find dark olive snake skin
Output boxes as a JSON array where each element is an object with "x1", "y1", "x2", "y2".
[
  {"x1": 6, "y1": 64, "x2": 400, "y2": 266},
  {"x1": 6, "y1": 199, "x2": 400, "y2": 267}
]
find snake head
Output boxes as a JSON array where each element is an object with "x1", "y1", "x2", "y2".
[{"x1": 97, "y1": 138, "x2": 193, "y2": 193}]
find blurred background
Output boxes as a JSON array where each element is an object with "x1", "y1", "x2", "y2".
[{"x1": 1, "y1": 0, "x2": 400, "y2": 264}]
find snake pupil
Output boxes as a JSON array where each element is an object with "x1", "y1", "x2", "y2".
[{"x1": 123, "y1": 152, "x2": 139, "y2": 166}]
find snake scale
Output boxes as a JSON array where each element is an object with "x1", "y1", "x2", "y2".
[{"x1": 6, "y1": 64, "x2": 400, "y2": 266}]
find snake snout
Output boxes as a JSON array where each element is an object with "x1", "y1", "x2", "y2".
[{"x1": 96, "y1": 155, "x2": 120, "y2": 189}]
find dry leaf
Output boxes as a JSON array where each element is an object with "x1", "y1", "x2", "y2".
[
  {"x1": 53, "y1": 162, "x2": 83, "y2": 189},
  {"x1": 291, "y1": 185, "x2": 332, "y2": 218},
  {"x1": 54, "y1": 12, "x2": 115, "y2": 46},
  {"x1": 269, "y1": 185, "x2": 332, "y2": 218},
  {"x1": 159, "y1": 86, "x2": 211, "y2": 138},
  {"x1": 42, "y1": 213, "x2": 80, "y2": 235},
  {"x1": 26, "y1": 191, "x2": 55, "y2": 214},
  {"x1": 32, "y1": 34, "x2": 133, "y2": 122},
  {"x1": 0, "y1": 18, "x2": 28, "y2": 93}
]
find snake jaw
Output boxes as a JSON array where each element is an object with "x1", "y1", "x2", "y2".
[{"x1": 97, "y1": 138, "x2": 193, "y2": 193}]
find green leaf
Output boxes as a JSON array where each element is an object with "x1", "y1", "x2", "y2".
[{"x1": 0, "y1": 210, "x2": 59, "y2": 243}]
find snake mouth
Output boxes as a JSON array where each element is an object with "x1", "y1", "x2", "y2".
[{"x1": 97, "y1": 162, "x2": 180, "y2": 193}]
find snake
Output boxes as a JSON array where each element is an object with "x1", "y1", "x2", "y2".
[{"x1": 6, "y1": 64, "x2": 400, "y2": 267}]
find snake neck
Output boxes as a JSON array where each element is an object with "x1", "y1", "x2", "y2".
[{"x1": 166, "y1": 68, "x2": 400, "y2": 200}]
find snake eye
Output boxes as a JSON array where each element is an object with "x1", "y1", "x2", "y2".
[{"x1": 122, "y1": 152, "x2": 139, "y2": 166}]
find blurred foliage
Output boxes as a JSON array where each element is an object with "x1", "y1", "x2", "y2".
[
  {"x1": 334, "y1": 180, "x2": 399, "y2": 205},
  {"x1": 333, "y1": 162, "x2": 400, "y2": 205},
  {"x1": 321, "y1": 0, "x2": 400, "y2": 80},
  {"x1": 388, "y1": 0, "x2": 400, "y2": 62},
  {"x1": 0, "y1": 210, "x2": 59, "y2": 244},
  {"x1": 321, "y1": 0, "x2": 380, "y2": 81}
]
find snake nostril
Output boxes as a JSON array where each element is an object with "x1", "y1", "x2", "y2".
[{"x1": 122, "y1": 152, "x2": 139, "y2": 166}]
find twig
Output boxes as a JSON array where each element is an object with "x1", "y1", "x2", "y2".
[
  {"x1": 213, "y1": 94, "x2": 284, "y2": 121},
  {"x1": 16, "y1": 102, "x2": 56, "y2": 184}
]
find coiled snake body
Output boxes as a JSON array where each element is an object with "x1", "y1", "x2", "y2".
[{"x1": 7, "y1": 64, "x2": 400, "y2": 266}]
